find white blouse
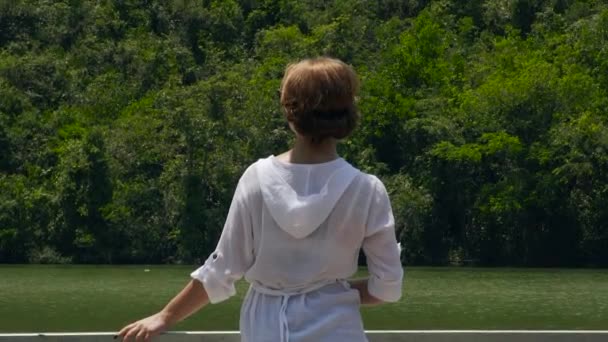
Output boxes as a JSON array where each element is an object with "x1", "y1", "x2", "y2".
[{"x1": 191, "y1": 156, "x2": 403, "y2": 342}]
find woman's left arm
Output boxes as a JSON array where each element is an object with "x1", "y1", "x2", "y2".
[{"x1": 348, "y1": 278, "x2": 384, "y2": 305}]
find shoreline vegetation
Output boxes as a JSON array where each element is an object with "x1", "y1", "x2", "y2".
[{"x1": 1, "y1": 1, "x2": 608, "y2": 267}]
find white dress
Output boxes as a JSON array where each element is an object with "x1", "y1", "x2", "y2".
[{"x1": 190, "y1": 156, "x2": 403, "y2": 342}]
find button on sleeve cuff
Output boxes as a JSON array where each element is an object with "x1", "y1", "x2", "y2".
[{"x1": 190, "y1": 265, "x2": 236, "y2": 304}]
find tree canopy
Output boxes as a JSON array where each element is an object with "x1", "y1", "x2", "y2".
[{"x1": 1, "y1": 0, "x2": 607, "y2": 266}]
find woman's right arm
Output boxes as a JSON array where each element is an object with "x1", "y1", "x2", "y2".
[
  {"x1": 117, "y1": 279, "x2": 209, "y2": 342},
  {"x1": 117, "y1": 173, "x2": 255, "y2": 342}
]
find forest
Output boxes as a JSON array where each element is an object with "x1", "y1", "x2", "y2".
[{"x1": 0, "y1": 0, "x2": 607, "y2": 266}]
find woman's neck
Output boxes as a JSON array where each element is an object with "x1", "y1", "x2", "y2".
[{"x1": 280, "y1": 136, "x2": 338, "y2": 164}]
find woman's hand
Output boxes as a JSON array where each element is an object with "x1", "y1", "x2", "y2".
[
  {"x1": 348, "y1": 279, "x2": 384, "y2": 306},
  {"x1": 116, "y1": 280, "x2": 210, "y2": 342},
  {"x1": 116, "y1": 312, "x2": 169, "y2": 342}
]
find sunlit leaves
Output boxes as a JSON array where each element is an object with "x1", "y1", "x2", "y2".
[{"x1": 1, "y1": 0, "x2": 608, "y2": 266}]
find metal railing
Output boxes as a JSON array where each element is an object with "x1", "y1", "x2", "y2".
[{"x1": 2, "y1": 331, "x2": 608, "y2": 342}]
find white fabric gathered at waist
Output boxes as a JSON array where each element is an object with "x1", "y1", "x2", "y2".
[
  {"x1": 250, "y1": 278, "x2": 350, "y2": 296},
  {"x1": 248, "y1": 279, "x2": 351, "y2": 342}
]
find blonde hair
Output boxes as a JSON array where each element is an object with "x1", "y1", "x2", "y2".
[{"x1": 279, "y1": 57, "x2": 360, "y2": 141}]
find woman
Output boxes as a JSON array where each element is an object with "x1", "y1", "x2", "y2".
[{"x1": 117, "y1": 57, "x2": 403, "y2": 342}]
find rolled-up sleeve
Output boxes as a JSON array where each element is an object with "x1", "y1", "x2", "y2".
[
  {"x1": 190, "y1": 179, "x2": 254, "y2": 304},
  {"x1": 362, "y1": 177, "x2": 404, "y2": 303}
]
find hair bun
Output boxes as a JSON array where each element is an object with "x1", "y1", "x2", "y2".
[
  {"x1": 293, "y1": 106, "x2": 358, "y2": 141},
  {"x1": 312, "y1": 108, "x2": 350, "y2": 119}
]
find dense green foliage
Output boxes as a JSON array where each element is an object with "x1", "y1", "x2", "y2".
[{"x1": 1, "y1": 0, "x2": 607, "y2": 266}]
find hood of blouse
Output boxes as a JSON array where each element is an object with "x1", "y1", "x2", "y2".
[{"x1": 256, "y1": 156, "x2": 359, "y2": 239}]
